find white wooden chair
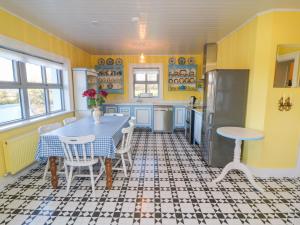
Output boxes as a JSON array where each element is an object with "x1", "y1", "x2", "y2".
[
  {"x1": 63, "y1": 117, "x2": 77, "y2": 126},
  {"x1": 38, "y1": 123, "x2": 63, "y2": 181},
  {"x1": 129, "y1": 117, "x2": 136, "y2": 126},
  {"x1": 112, "y1": 123, "x2": 134, "y2": 177},
  {"x1": 104, "y1": 113, "x2": 124, "y2": 116},
  {"x1": 59, "y1": 135, "x2": 102, "y2": 195}
]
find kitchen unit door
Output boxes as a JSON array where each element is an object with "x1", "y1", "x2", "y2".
[
  {"x1": 133, "y1": 106, "x2": 152, "y2": 129},
  {"x1": 174, "y1": 106, "x2": 186, "y2": 128}
]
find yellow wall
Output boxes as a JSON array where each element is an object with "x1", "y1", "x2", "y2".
[
  {"x1": 217, "y1": 11, "x2": 300, "y2": 168},
  {"x1": 90, "y1": 55, "x2": 203, "y2": 102},
  {"x1": 0, "y1": 8, "x2": 91, "y2": 67},
  {"x1": 0, "y1": 9, "x2": 91, "y2": 176}
]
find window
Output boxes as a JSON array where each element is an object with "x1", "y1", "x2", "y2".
[
  {"x1": 26, "y1": 63, "x2": 43, "y2": 83},
  {"x1": 49, "y1": 89, "x2": 62, "y2": 112},
  {"x1": 133, "y1": 68, "x2": 160, "y2": 97},
  {"x1": 0, "y1": 57, "x2": 15, "y2": 82},
  {"x1": 28, "y1": 89, "x2": 46, "y2": 116},
  {"x1": 0, "y1": 55, "x2": 64, "y2": 125},
  {"x1": 46, "y1": 67, "x2": 58, "y2": 84},
  {"x1": 0, "y1": 89, "x2": 22, "y2": 124}
]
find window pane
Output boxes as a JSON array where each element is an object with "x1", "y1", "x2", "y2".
[
  {"x1": 0, "y1": 89, "x2": 22, "y2": 123},
  {"x1": 135, "y1": 73, "x2": 146, "y2": 81},
  {"x1": 28, "y1": 89, "x2": 46, "y2": 116},
  {"x1": 147, "y1": 72, "x2": 158, "y2": 82},
  {"x1": 0, "y1": 57, "x2": 15, "y2": 82},
  {"x1": 49, "y1": 89, "x2": 62, "y2": 112},
  {"x1": 26, "y1": 63, "x2": 42, "y2": 83},
  {"x1": 147, "y1": 84, "x2": 159, "y2": 97},
  {"x1": 134, "y1": 84, "x2": 146, "y2": 97},
  {"x1": 46, "y1": 67, "x2": 58, "y2": 84}
]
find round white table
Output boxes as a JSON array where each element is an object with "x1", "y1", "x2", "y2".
[{"x1": 211, "y1": 127, "x2": 264, "y2": 192}]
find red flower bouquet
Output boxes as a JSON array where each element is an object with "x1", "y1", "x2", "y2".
[{"x1": 82, "y1": 89, "x2": 108, "y2": 108}]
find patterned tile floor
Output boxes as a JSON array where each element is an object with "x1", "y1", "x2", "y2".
[{"x1": 0, "y1": 130, "x2": 300, "y2": 225}]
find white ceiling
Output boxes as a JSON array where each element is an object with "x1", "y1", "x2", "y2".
[{"x1": 1, "y1": 0, "x2": 300, "y2": 55}]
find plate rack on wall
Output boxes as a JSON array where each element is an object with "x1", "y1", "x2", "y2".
[
  {"x1": 95, "y1": 64, "x2": 124, "y2": 94},
  {"x1": 168, "y1": 59, "x2": 198, "y2": 91}
]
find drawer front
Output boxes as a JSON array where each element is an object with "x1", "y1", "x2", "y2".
[
  {"x1": 105, "y1": 106, "x2": 118, "y2": 113},
  {"x1": 118, "y1": 106, "x2": 131, "y2": 116}
]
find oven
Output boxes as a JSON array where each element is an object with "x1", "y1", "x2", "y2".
[{"x1": 185, "y1": 107, "x2": 195, "y2": 144}]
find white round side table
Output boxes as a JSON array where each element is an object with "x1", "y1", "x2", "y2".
[{"x1": 211, "y1": 127, "x2": 264, "y2": 192}]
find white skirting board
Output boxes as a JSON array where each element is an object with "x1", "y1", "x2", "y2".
[{"x1": 249, "y1": 149, "x2": 300, "y2": 178}]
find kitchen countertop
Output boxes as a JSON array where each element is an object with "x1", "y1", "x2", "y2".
[
  {"x1": 104, "y1": 101, "x2": 189, "y2": 106},
  {"x1": 193, "y1": 107, "x2": 203, "y2": 113}
]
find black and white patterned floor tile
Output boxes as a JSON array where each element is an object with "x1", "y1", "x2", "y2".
[{"x1": 0, "y1": 130, "x2": 300, "y2": 225}]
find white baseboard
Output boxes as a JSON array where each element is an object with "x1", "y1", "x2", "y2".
[
  {"x1": 249, "y1": 146, "x2": 300, "y2": 178},
  {"x1": 249, "y1": 166, "x2": 300, "y2": 178}
]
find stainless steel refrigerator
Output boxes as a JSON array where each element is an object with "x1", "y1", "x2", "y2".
[{"x1": 201, "y1": 69, "x2": 249, "y2": 167}]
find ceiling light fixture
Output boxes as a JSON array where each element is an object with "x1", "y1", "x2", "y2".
[
  {"x1": 139, "y1": 53, "x2": 145, "y2": 63},
  {"x1": 139, "y1": 22, "x2": 147, "y2": 40}
]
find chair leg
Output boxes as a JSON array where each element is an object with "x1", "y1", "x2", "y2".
[
  {"x1": 58, "y1": 158, "x2": 64, "y2": 171},
  {"x1": 43, "y1": 159, "x2": 50, "y2": 181},
  {"x1": 66, "y1": 166, "x2": 73, "y2": 194},
  {"x1": 121, "y1": 154, "x2": 127, "y2": 177},
  {"x1": 64, "y1": 163, "x2": 68, "y2": 181},
  {"x1": 89, "y1": 165, "x2": 96, "y2": 196},
  {"x1": 127, "y1": 152, "x2": 133, "y2": 167},
  {"x1": 99, "y1": 157, "x2": 106, "y2": 172}
]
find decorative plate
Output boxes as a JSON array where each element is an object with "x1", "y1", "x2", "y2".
[
  {"x1": 178, "y1": 57, "x2": 186, "y2": 65},
  {"x1": 174, "y1": 79, "x2": 179, "y2": 84},
  {"x1": 189, "y1": 78, "x2": 195, "y2": 83},
  {"x1": 169, "y1": 79, "x2": 173, "y2": 84},
  {"x1": 179, "y1": 78, "x2": 184, "y2": 84},
  {"x1": 107, "y1": 83, "x2": 113, "y2": 89},
  {"x1": 106, "y1": 58, "x2": 114, "y2": 65},
  {"x1": 98, "y1": 58, "x2": 105, "y2": 65},
  {"x1": 169, "y1": 57, "x2": 176, "y2": 65},
  {"x1": 115, "y1": 58, "x2": 123, "y2": 65},
  {"x1": 188, "y1": 57, "x2": 195, "y2": 65},
  {"x1": 179, "y1": 85, "x2": 186, "y2": 90}
]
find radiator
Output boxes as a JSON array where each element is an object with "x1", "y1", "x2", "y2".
[{"x1": 3, "y1": 131, "x2": 39, "y2": 175}]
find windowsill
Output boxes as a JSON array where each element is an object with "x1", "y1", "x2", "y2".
[{"x1": 0, "y1": 110, "x2": 73, "y2": 132}]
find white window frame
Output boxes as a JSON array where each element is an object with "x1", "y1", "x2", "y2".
[
  {"x1": 0, "y1": 35, "x2": 73, "y2": 130},
  {"x1": 129, "y1": 63, "x2": 163, "y2": 102}
]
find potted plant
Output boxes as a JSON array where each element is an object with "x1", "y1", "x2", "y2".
[{"x1": 82, "y1": 89, "x2": 108, "y2": 123}]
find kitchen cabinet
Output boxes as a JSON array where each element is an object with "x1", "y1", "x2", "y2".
[
  {"x1": 118, "y1": 106, "x2": 131, "y2": 116},
  {"x1": 174, "y1": 106, "x2": 186, "y2": 128},
  {"x1": 133, "y1": 106, "x2": 152, "y2": 128},
  {"x1": 73, "y1": 68, "x2": 97, "y2": 118},
  {"x1": 193, "y1": 111, "x2": 203, "y2": 145},
  {"x1": 104, "y1": 105, "x2": 118, "y2": 113}
]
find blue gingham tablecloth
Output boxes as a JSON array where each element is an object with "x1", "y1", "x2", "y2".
[{"x1": 35, "y1": 116, "x2": 129, "y2": 160}]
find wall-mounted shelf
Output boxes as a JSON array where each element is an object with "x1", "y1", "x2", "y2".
[
  {"x1": 168, "y1": 64, "x2": 198, "y2": 91},
  {"x1": 95, "y1": 64, "x2": 124, "y2": 94}
]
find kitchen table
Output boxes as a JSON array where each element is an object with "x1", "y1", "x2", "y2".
[{"x1": 36, "y1": 116, "x2": 130, "y2": 189}]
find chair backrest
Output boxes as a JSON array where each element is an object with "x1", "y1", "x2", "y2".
[
  {"x1": 59, "y1": 135, "x2": 96, "y2": 163},
  {"x1": 120, "y1": 123, "x2": 134, "y2": 153},
  {"x1": 63, "y1": 117, "x2": 77, "y2": 126},
  {"x1": 104, "y1": 113, "x2": 124, "y2": 116},
  {"x1": 38, "y1": 122, "x2": 62, "y2": 135},
  {"x1": 129, "y1": 117, "x2": 136, "y2": 126}
]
